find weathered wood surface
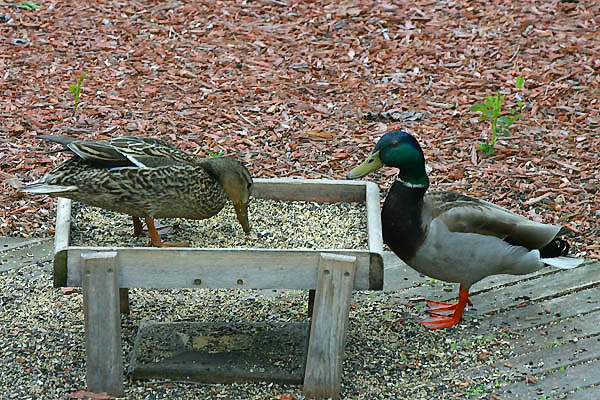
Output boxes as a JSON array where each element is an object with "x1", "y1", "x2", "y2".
[
  {"x1": 304, "y1": 254, "x2": 357, "y2": 400},
  {"x1": 81, "y1": 251, "x2": 123, "y2": 396},
  {"x1": 54, "y1": 197, "x2": 71, "y2": 252},
  {"x1": 0, "y1": 238, "x2": 53, "y2": 273},
  {"x1": 59, "y1": 247, "x2": 382, "y2": 290},
  {"x1": 495, "y1": 360, "x2": 600, "y2": 399},
  {"x1": 251, "y1": 178, "x2": 367, "y2": 203},
  {"x1": 384, "y1": 252, "x2": 600, "y2": 400},
  {"x1": 53, "y1": 178, "x2": 384, "y2": 289},
  {"x1": 129, "y1": 320, "x2": 308, "y2": 385},
  {"x1": 563, "y1": 384, "x2": 600, "y2": 400},
  {"x1": 365, "y1": 181, "x2": 383, "y2": 254},
  {"x1": 53, "y1": 197, "x2": 72, "y2": 286}
]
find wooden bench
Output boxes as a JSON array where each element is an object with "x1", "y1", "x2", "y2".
[{"x1": 52, "y1": 178, "x2": 384, "y2": 399}]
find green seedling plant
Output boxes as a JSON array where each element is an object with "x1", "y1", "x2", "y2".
[
  {"x1": 471, "y1": 76, "x2": 524, "y2": 155},
  {"x1": 69, "y1": 72, "x2": 87, "y2": 114},
  {"x1": 15, "y1": 2, "x2": 42, "y2": 10}
]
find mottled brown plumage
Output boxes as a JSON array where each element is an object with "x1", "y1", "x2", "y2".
[{"x1": 21, "y1": 136, "x2": 253, "y2": 246}]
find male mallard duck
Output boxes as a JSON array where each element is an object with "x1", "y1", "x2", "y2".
[
  {"x1": 347, "y1": 130, "x2": 583, "y2": 329},
  {"x1": 20, "y1": 135, "x2": 253, "y2": 247}
]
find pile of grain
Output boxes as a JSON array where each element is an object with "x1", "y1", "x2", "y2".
[{"x1": 70, "y1": 199, "x2": 368, "y2": 250}]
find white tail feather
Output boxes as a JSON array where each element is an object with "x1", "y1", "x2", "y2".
[
  {"x1": 19, "y1": 183, "x2": 77, "y2": 194},
  {"x1": 542, "y1": 256, "x2": 585, "y2": 269}
]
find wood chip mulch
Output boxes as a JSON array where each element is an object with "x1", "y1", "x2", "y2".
[{"x1": 1, "y1": 1, "x2": 598, "y2": 258}]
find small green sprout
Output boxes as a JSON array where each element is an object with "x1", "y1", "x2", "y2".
[
  {"x1": 466, "y1": 385, "x2": 486, "y2": 396},
  {"x1": 69, "y1": 72, "x2": 87, "y2": 114},
  {"x1": 207, "y1": 151, "x2": 225, "y2": 157},
  {"x1": 471, "y1": 77, "x2": 524, "y2": 155},
  {"x1": 16, "y1": 2, "x2": 42, "y2": 10}
]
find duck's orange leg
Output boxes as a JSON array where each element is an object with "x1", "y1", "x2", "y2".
[
  {"x1": 426, "y1": 284, "x2": 473, "y2": 316},
  {"x1": 420, "y1": 286, "x2": 470, "y2": 329},
  {"x1": 145, "y1": 217, "x2": 187, "y2": 247},
  {"x1": 132, "y1": 216, "x2": 144, "y2": 236},
  {"x1": 132, "y1": 216, "x2": 171, "y2": 236}
]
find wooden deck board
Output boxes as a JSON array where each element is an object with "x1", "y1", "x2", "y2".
[
  {"x1": 465, "y1": 332, "x2": 600, "y2": 379},
  {"x1": 381, "y1": 253, "x2": 592, "y2": 294},
  {"x1": 494, "y1": 359, "x2": 600, "y2": 399},
  {"x1": 384, "y1": 254, "x2": 600, "y2": 398},
  {"x1": 560, "y1": 384, "x2": 600, "y2": 400},
  {"x1": 386, "y1": 262, "x2": 600, "y2": 319},
  {"x1": 470, "y1": 262, "x2": 600, "y2": 315},
  {"x1": 474, "y1": 285, "x2": 600, "y2": 332}
]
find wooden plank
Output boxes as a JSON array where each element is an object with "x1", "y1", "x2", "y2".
[
  {"x1": 252, "y1": 178, "x2": 366, "y2": 203},
  {"x1": 365, "y1": 181, "x2": 383, "y2": 254},
  {"x1": 473, "y1": 285, "x2": 600, "y2": 332},
  {"x1": 494, "y1": 359, "x2": 600, "y2": 399},
  {"x1": 466, "y1": 334, "x2": 600, "y2": 381},
  {"x1": 470, "y1": 262, "x2": 600, "y2": 316},
  {"x1": 129, "y1": 320, "x2": 308, "y2": 384},
  {"x1": 382, "y1": 252, "x2": 560, "y2": 293},
  {"x1": 82, "y1": 251, "x2": 123, "y2": 396},
  {"x1": 388, "y1": 263, "x2": 600, "y2": 319},
  {"x1": 54, "y1": 197, "x2": 72, "y2": 252},
  {"x1": 561, "y1": 384, "x2": 600, "y2": 400},
  {"x1": 383, "y1": 270, "x2": 562, "y2": 305},
  {"x1": 505, "y1": 335, "x2": 600, "y2": 376},
  {"x1": 53, "y1": 197, "x2": 72, "y2": 287},
  {"x1": 304, "y1": 253, "x2": 356, "y2": 400},
  {"x1": 62, "y1": 247, "x2": 382, "y2": 290},
  {"x1": 0, "y1": 237, "x2": 51, "y2": 252},
  {"x1": 510, "y1": 310, "x2": 600, "y2": 356},
  {"x1": 0, "y1": 238, "x2": 53, "y2": 273}
]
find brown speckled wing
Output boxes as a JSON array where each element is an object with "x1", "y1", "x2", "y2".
[
  {"x1": 40, "y1": 136, "x2": 198, "y2": 169},
  {"x1": 71, "y1": 137, "x2": 198, "y2": 168},
  {"x1": 40, "y1": 159, "x2": 227, "y2": 219}
]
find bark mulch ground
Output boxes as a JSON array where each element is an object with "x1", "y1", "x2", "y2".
[
  {"x1": 1, "y1": 1, "x2": 598, "y2": 257},
  {"x1": 1, "y1": 3, "x2": 599, "y2": 399}
]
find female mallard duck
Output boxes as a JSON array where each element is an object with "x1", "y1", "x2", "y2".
[
  {"x1": 347, "y1": 130, "x2": 582, "y2": 329},
  {"x1": 20, "y1": 135, "x2": 253, "y2": 247}
]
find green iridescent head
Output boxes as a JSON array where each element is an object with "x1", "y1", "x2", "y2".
[{"x1": 346, "y1": 130, "x2": 429, "y2": 187}]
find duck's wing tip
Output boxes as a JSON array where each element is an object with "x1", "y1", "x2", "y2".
[
  {"x1": 542, "y1": 256, "x2": 586, "y2": 269},
  {"x1": 19, "y1": 183, "x2": 77, "y2": 194}
]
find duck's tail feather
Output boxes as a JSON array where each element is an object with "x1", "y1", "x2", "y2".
[
  {"x1": 38, "y1": 135, "x2": 77, "y2": 147},
  {"x1": 539, "y1": 237, "x2": 570, "y2": 258},
  {"x1": 542, "y1": 256, "x2": 585, "y2": 269},
  {"x1": 19, "y1": 183, "x2": 77, "y2": 194}
]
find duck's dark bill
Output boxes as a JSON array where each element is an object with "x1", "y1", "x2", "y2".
[
  {"x1": 233, "y1": 202, "x2": 251, "y2": 234},
  {"x1": 346, "y1": 151, "x2": 383, "y2": 179}
]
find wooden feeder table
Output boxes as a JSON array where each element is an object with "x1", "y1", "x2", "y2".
[{"x1": 52, "y1": 178, "x2": 384, "y2": 399}]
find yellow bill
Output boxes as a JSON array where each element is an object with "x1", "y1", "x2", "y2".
[{"x1": 346, "y1": 151, "x2": 383, "y2": 179}]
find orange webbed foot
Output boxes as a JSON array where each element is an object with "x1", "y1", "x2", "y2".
[
  {"x1": 420, "y1": 285, "x2": 471, "y2": 329},
  {"x1": 144, "y1": 217, "x2": 187, "y2": 247},
  {"x1": 420, "y1": 314, "x2": 464, "y2": 329}
]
